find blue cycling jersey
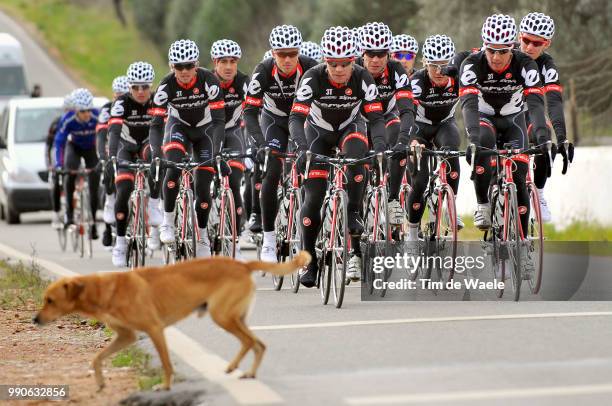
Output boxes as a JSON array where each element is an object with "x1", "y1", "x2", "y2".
[{"x1": 54, "y1": 109, "x2": 99, "y2": 166}]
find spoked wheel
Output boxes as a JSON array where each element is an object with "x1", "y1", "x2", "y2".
[
  {"x1": 431, "y1": 185, "x2": 458, "y2": 286},
  {"x1": 82, "y1": 189, "x2": 93, "y2": 259},
  {"x1": 330, "y1": 190, "x2": 349, "y2": 308},
  {"x1": 179, "y1": 190, "x2": 197, "y2": 260},
  {"x1": 526, "y1": 182, "x2": 544, "y2": 294},
  {"x1": 219, "y1": 189, "x2": 237, "y2": 258},
  {"x1": 364, "y1": 187, "x2": 391, "y2": 297},
  {"x1": 272, "y1": 195, "x2": 288, "y2": 291},
  {"x1": 398, "y1": 181, "x2": 413, "y2": 241},
  {"x1": 127, "y1": 192, "x2": 147, "y2": 269},
  {"x1": 77, "y1": 190, "x2": 85, "y2": 258},
  {"x1": 317, "y1": 200, "x2": 331, "y2": 305},
  {"x1": 288, "y1": 191, "x2": 303, "y2": 293},
  {"x1": 489, "y1": 185, "x2": 506, "y2": 298},
  {"x1": 503, "y1": 185, "x2": 522, "y2": 301}
]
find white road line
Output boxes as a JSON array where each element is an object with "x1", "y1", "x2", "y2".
[
  {"x1": 0, "y1": 242, "x2": 283, "y2": 405},
  {"x1": 344, "y1": 383, "x2": 612, "y2": 404},
  {"x1": 251, "y1": 311, "x2": 612, "y2": 331}
]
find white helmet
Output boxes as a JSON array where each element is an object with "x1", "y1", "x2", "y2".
[
  {"x1": 391, "y1": 34, "x2": 419, "y2": 54},
  {"x1": 111, "y1": 76, "x2": 129, "y2": 94},
  {"x1": 359, "y1": 22, "x2": 393, "y2": 51},
  {"x1": 168, "y1": 39, "x2": 199, "y2": 64},
  {"x1": 300, "y1": 41, "x2": 322, "y2": 61},
  {"x1": 422, "y1": 35, "x2": 455, "y2": 62},
  {"x1": 71, "y1": 88, "x2": 94, "y2": 110},
  {"x1": 520, "y1": 12, "x2": 555, "y2": 40},
  {"x1": 481, "y1": 14, "x2": 517, "y2": 45},
  {"x1": 269, "y1": 25, "x2": 302, "y2": 50},
  {"x1": 127, "y1": 61, "x2": 155, "y2": 84},
  {"x1": 210, "y1": 39, "x2": 242, "y2": 59},
  {"x1": 63, "y1": 92, "x2": 74, "y2": 110},
  {"x1": 321, "y1": 26, "x2": 355, "y2": 59},
  {"x1": 262, "y1": 49, "x2": 273, "y2": 61}
]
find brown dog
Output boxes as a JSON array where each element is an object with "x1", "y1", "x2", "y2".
[{"x1": 33, "y1": 251, "x2": 310, "y2": 390}]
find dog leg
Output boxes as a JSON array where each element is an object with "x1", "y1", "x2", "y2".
[
  {"x1": 232, "y1": 319, "x2": 266, "y2": 379},
  {"x1": 91, "y1": 326, "x2": 136, "y2": 391},
  {"x1": 146, "y1": 327, "x2": 174, "y2": 390}
]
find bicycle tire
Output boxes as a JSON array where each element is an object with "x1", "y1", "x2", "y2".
[
  {"x1": 288, "y1": 190, "x2": 302, "y2": 293},
  {"x1": 504, "y1": 184, "x2": 522, "y2": 301},
  {"x1": 137, "y1": 191, "x2": 147, "y2": 267},
  {"x1": 78, "y1": 189, "x2": 85, "y2": 258},
  {"x1": 527, "y1": 182, "x2": 544, "y2": 294},
  {"x1": 435, "y1": 184, "x2": 458, "y2": 285},
  {"x1": 272, "y1": 195, "x2": 287, "y2": 290},
  {"x1": 220, "y1": 189, "x2": 237, "y2": 258},
  {"x1": 126, "y1": 196, "x2": 136, "y2": 269},
  {"x1": 318, "y1": 199, "x2": 331, "y2": 305},
  {"x1": 181, "y1": 189, "x2": 197, "y2": 260},
  {"x1": 331, "y1": 190, "x2": 349, "y2": 308},
  {"x1": 488, "y1": 185, "x2": 505, "y2": 298},
  {"x1": 57, "y1": 227, "x2": 67, "y2": 251}
]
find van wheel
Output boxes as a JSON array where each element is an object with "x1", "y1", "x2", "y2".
[{"x1": 6, "y1": 202, "x2": 20, "y2": 224}]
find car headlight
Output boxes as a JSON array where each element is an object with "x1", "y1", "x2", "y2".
[{"x1": 8, "y1": 167, "x2": 39, "y2": 183}]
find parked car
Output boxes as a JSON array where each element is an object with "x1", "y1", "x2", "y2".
[{"x1": 0, "y1": 97, "x2": 107, "y2": 223}]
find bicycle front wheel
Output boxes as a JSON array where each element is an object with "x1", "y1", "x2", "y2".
[
  {"x1": 527, "y1": 182, "x2": 544, "y2": 294},
  {"x1": 435, "y1": 184, "x2": 458, "y2": 285},
  {"x1": 288, "y1": 190, "x2": 303, "y2": 293},
  {"x1": 330, "y1": 190, "x2": 349, "y2": 308},
  {"x1": 503, "y1": 184, "x2": 522, "y2": 301},
  {"x1": 180, "y1": 189, "x2": 197, "y2": 260},
  {"x1": 219, "y1": 189, "x2": 237, "y2": 258}
]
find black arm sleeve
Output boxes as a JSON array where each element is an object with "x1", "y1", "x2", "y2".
[
  {"x1": 289, "y1": 112, "x2": 308, "y2": 151},
  {"x1": 96, "y1": 128, "x2": 108, "y2": 160},
  {"x1": 460, "y1": 93, "x2": 480, "y2": 142},
  {"x1": 243, "y1": 107, "x2": 264, "y2": 146},
  {"x1": 526, "y1": 92, "x2": 548, "y2": 141},
  {"x1": 149, "y1": 116, "x2": 164, "y2": 159},
  {"x1": 396, "y1": 97, "x2": 415, "y2": 145},
  {"x1": 211, "y1": 108, "x2": 226, "y2": 155},
  {"x1": 546, "y1": 91, "x2": 567, "y2": 142}
]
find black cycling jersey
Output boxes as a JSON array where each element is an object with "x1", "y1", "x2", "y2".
[
  {"x1": 530, "y1": 52, "x2": 566, "y2": 142},
  {"x1": 288, "y1": 63, "x2": 386, "y2": 152},
  {"x1": 243, "y1": 55, "x2": 318, "y2": 146},
  {"x1": 459, "y1": 49, "x2": 547, "y2": 142},
  {"x1": 107, "y1": 93, "x2": 154, "y2": 157},
  {"x1": 95, "y1": 101, "x2": 112, "y2": 160},
  {"x1": 149, "y1": 67, "x2": 226, "y2": 153},
  {"x1": 218, "y1": 70, "x2": 249, "y2": 129},
  {"x1": 411, "y1": 70, "x2": 459, "y2": 126}
]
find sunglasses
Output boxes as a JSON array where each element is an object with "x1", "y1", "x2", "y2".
[
  {"x1": 485, "y1": 46, "x2": 513, "y2": 55},
  {"x1": 427, "y1": 62, "x2": 449, "y2": 72},
  {"x1": 326, "y1": 59, "x2": 353, "y2": 68},
  {"x1": 173, "y1": 62, "x2": 196, "y2": 71},
  {"x1": 521, "y1": 36, "x2": 547, "y2": 48},
  {"x1": 275, "y1": 50, "x2": 299, "y2": 58},
  {"x1": 364, "y1": 50, "x2": 388, "y2": 59},
  {"x1": 130, "y1": 84, "x2": 151, "y2": 91},
  {"x1": 392, "y1": 52, "x2": 415, "y2": 61}
]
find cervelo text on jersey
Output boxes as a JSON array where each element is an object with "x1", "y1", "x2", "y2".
[
  {"x1": 459, "y1": 50, "x2": 542, "y2": 117},
  {"x1": 218, "y1": 70, "x2": 249, "y2": 129},
  {"x1": 411, "y1": 70, "x2": 460, "y2": 125},
  {"x1": 291, "y1": 64, "x2": 384, "y2": 131},
  {"x1": 356, "y1": 58, "x2": 413, "y2": 115},
  {"x1": 150, "y1": 67, "x2": 225, "y2": 127},
  {"x1": 108, "y1": 93, "x2": 154, "y2": 147},
  {"x1": 244, "y1": 55, "x2": 318, "y2": 117}
]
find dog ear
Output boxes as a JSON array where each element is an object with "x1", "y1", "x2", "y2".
[{"x1": 63, "y1": 280, "x2": 85, "y2": 301}]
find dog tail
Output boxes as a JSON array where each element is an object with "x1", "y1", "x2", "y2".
[{"x1": 245, "y1": 251, "x2": 311, "y2": 275}]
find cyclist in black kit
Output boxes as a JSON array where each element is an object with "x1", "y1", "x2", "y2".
[
  {"x1": 210, "y1": 39, "x2": 250, "y2": 257},
  {"x1": 390, "y1": 34, "x2": 419, "y2": 77},
  {"x1": 290, "y1": 26, "x2": 387, "y2": 287},
  {"x1": 403, "y1": 35, "x2": 466, "y2": 242},
  {"x1": 108, "y1": 62, "x2": 160, "y2": 267},
  {"x1": 243, "y1": 25, "x2": 318, "y2": 262},
  {"x1": 519, "y1": 12, "x2": 573, "y2": 222},
  {"x1": 357, "y1": 22, "x2": 416, "y2": 226},
  {"x1": 152, "y1": 39, "x2": 227, "y2": 257},
  {"x1": 459, "y1": 14, "x2": 549, "y2": 234},
  {"x1": 98, "y1": 75, "x2": 130, "y2": 248}
]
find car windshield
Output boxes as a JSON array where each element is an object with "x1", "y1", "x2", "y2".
[
  {"x1": 14, "y1": 107, "x2": 62, "y2": 143},
  {"x1": 0, "y1": 66, "x2": 28, "y2": 96}
]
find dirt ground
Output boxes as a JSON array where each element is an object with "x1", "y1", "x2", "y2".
[{"x1": 0, "y1": 307, "x2": 139, "y2": 406}]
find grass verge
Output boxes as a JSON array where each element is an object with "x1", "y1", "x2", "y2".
[{"x1": 0, "y1": 0, "x2": 167, "y2": 96}]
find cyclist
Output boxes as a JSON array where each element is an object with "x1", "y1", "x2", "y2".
[
  {"x1": 300, "y1": 41, "x2": 323, "y2": 62},
  {"x1": 357, "y1": 22, "x2": 416, "y2": 226},
  {"x1": 519, "y1": 12, "x2": 571, "y2": 222},
  {"x1": 243, "y1": 25, "x2": 318, "y2": 262},
  {"x1": 403, "y1": 35, "x2": 466, "y2": 241},
  {"x1": 290, "y1": 26, "x2": 387, "y2": 286},
  {"x1": 151, "y1": 39, "x2": 226, "y2": 257},
  {"x1": 459, "y1": 14, "x2": 549, "y2": 234},
  {"x1": 352, "y1": 27, "x2": 363, "y2": 58},
  {"x1": 47, "y1": 92, "x2": 74, "y2": 228},
  {"x1": 210, "y1": 39, "x2": 250, "y2": 256},
  {"x1": 390, "y1": 34, "x2": 419, "y2": 76},
  {"x1": 108, "y1": 62, "x2": 160, "y2": 267},
  {"x1": 98, "y1": 75, "x2": 130, "y2": 247},
  {"x1": 54, "y1": 88, "x2": 101, "y2": 238},
  {"x1": 262, "y1": 50, "x2": 273, "y2": 61}
]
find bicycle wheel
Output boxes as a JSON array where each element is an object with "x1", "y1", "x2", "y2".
[
  {"x1": 488, "y1": 185, "x2": 505, "y2": 298},
  {"x1": 78, "y1": 189, "x2": 85, "y2": 258},
  {"x1": 272, "y1": 195, "x2": 288, "y2": 290},
  {"x1": 126, "y1": 197, "x2": 137, "y2": 269},
  {"x1": 82, "y1": 187, "x2": 93, "y2": 259},
  {"x1": 434, "y1": 185, "x2": 458, "y2": 285},
  {"x1": 219, "y1": 189, "x2": 237, "y2": 258},
  {"x1": 137, "y1": 192, "x2": 147, "y2": 266},
  {"x1": 318, "y1": 200, "x2": 331, "y2": 305},
  {"x1": 364, "y1": 187, "x2": 391, "y2": 297},
  {"x1": 180, "y1": 189, "x2": 197, "y2": 260},
  {"x1": 330, "y1": 190, "x2": 349, "y2": 308},
  {"x1": 288, "y1": 190, "x2": 303, "y2": 293},
  {"x1": 526, "y1": 182, "x2": 544, "y2": 294},
  {"x1": 503, "y1": 184, "x2": 522, "y2": 301},
  {"x1": 399, "y1": 182, "x2": 413, "y2": 241},
  {"x1": 207, "y1": 195, "x2": 221, "y2": 255}
]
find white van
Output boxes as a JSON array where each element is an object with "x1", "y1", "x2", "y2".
[{"x1": 0, "y1": 33, "x2": 29, "y2": 109}]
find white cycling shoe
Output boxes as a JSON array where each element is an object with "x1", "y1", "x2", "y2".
[
  {"x1": 103, "y1": 193, "x2": 116, "y2": 224},
  {"x1": 148, "y1": 198, "x2": 163, "y2": 227},
  {"x1": 196, "y1": 233, "x2": 211, "y2": 258},
  {"x1": 474, "y1": 204, "x2": 491, "y2": 230},
  {"x1": 261, "y1": 232, "x2": 277, "y2": 262},
  {"x1": 147, "y1": 226, "x2": 161, "y2": 250},
  {"x1": 112, "y1": 239, "x2": 127, "y2": 268},
  {"x1": 388, "y1": 199, "x2": 405, "y2": 225},
  {"x1": 159, "y1": 223, "x2": 176, "y2": 244},
  {"x1": 346, "y1": 255, "x2": 362, "y2": 281}
]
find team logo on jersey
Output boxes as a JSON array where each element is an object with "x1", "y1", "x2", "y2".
[
  {"x1": 205, "y1": 83, "x2": 220, "y2": 99},
  {"x1": 296, "y1": 78, "x2": 313, "y2": 101},
  {"x1": 542, "y1": 66, "x2": 559, "y2": 84},
  {"x1": 248, "y1": 73, "x2": 261, "y2": 95},
  {"x1": 505, "y1": 73, "x2": 512, "y2": 79},
  {"x1": 153, "y1": 84, "x2": 168, "y2": 106},
  {"x1": 411, "y1": 79, "x2": 422, "y2": 98},
  {"x1": 110, "y1": 100, "x2": 124, "y2": 116},
  {"x1": 193, "y1": 87, "x2": 200, "y2": 94},
  {"x1": 521, "y1": 68, "x2": 539, "y2": 87},
  {"x1": 362, "y1": 81, "x2": 378, "y2": 101},
  {"x1": 460, "y1": 64, "x2": 477, "y2": 86},
  {"x1": 394, "y1": 71, "x2": 409, "y2": 88},
  {"x1": 345, "y1": 88, "x2": 352, "y2": 96}
]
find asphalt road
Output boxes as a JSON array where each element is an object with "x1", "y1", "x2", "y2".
[{"x1": 2, "y1": 10, "x2": 612, "y2": 405}]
